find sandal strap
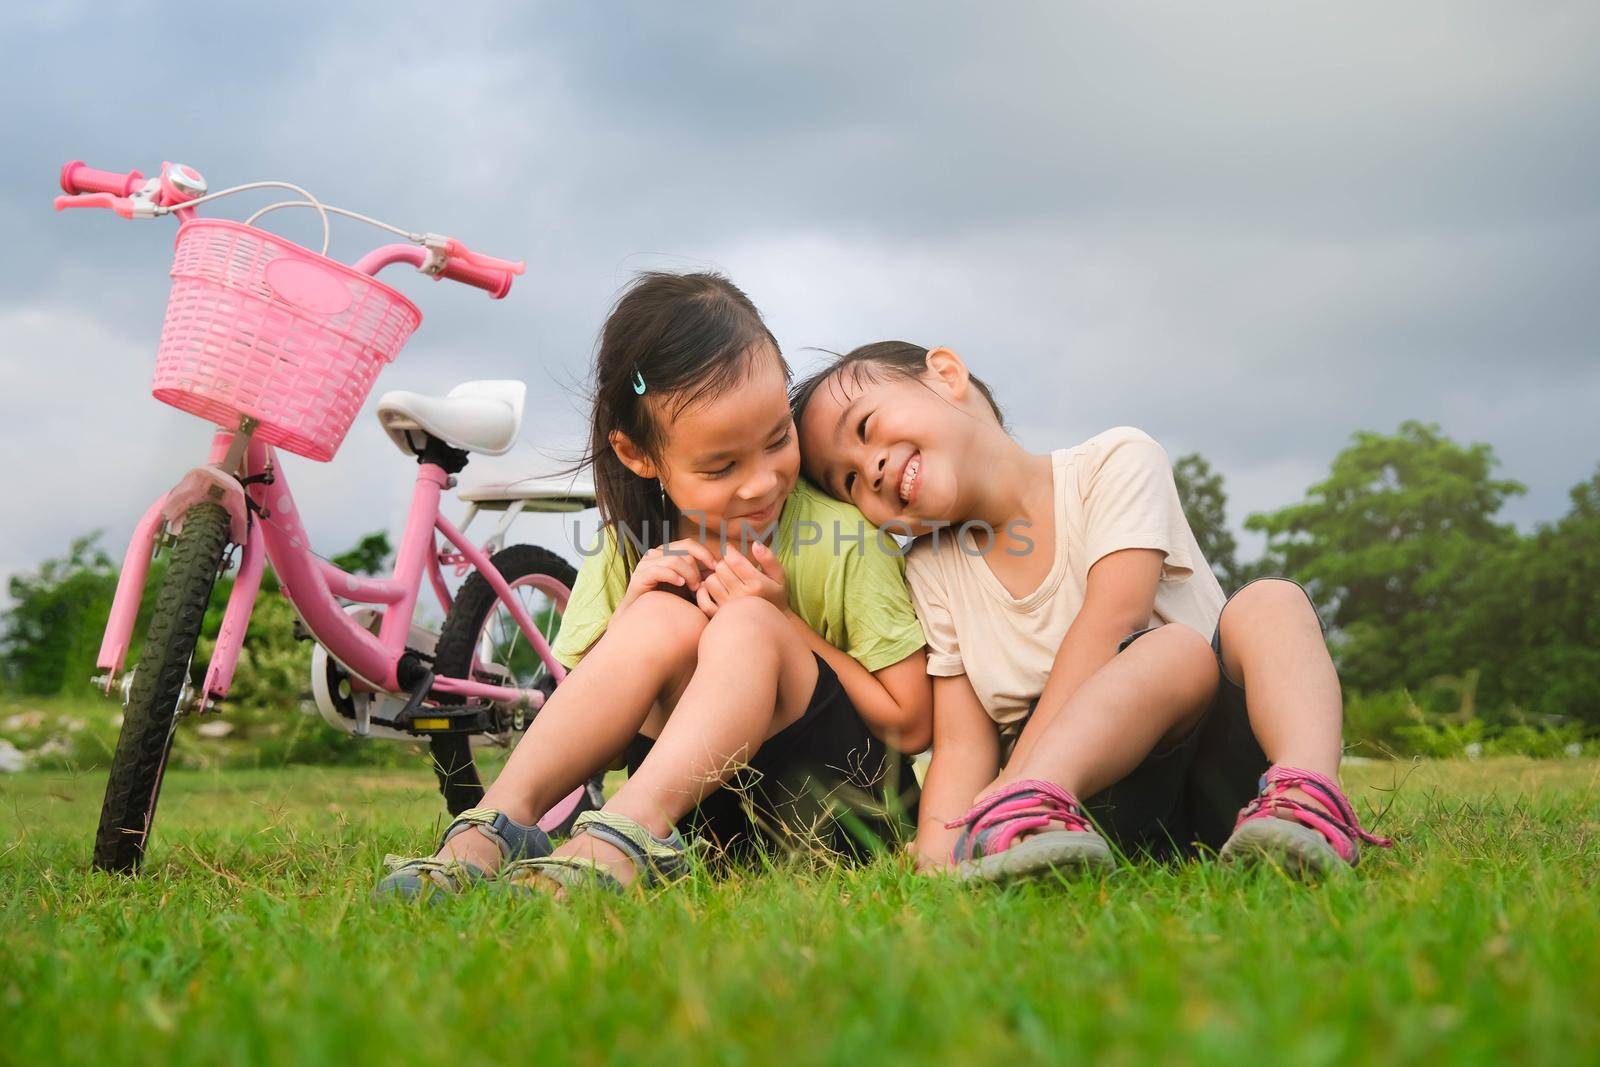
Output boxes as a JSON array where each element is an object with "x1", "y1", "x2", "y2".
[
  {"x1": 381, "y1": 854, "x2": 485, "y2": 894},
  {"x1": 570, "y1": 810, "x2": 688, "y2": 886},
  {"x1": 500, "y1": 855, "x2": 625, "y2": 894},
  {"x1": 440, "y1": 807, "x2": 552, "y2": 863},
  {"x1": 945, "y1": 778, "x2": 1094, "y2": 863},
  {"x1": 1236, "y1": 765, "x2": 1393, "y2": 865}
]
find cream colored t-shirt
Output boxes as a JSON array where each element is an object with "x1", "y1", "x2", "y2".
[{"x1": 904, "y1": 426, "x2": 1226, "y2": 728}]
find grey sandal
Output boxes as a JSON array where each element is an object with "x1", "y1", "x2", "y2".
[
  {"x1": 497, "y1": 810, "x2": 689, "y2": 896},
  {"x1": 948, "y1": 778, "x2": 1114, "y2": 884},
  {"x1": 374, "y1": 807, "x2": 552, "y2": 902}
]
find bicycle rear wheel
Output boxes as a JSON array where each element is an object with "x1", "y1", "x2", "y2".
[
  {"x1": 92, "y1": 502, "x2": 231, "y2": 873},
  {"x1": 429, "y1": 544, "x2": 576, "y2": 815}
]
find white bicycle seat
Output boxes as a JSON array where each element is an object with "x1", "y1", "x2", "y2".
[{"x1": 376, "y1": 380, "x2": 525, "y2": 457}]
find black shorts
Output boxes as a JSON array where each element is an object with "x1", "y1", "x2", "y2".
[
  {"x1": 623, "y1": 653, "x2": 919, "y2": 862},
  {"x1": 1003, "y1": 579, "x2": 1318, "y2": 857}
]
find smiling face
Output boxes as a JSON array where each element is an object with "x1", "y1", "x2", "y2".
[
  {"x1": 796, "y1": 348, "x2": 999, "y2": 535},
  {"x1": 613, "y1": 342, "x2": 799, "y2": 543}
]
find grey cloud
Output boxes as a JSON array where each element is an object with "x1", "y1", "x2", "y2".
[{"x1": 2, "y1": 1, "x2": 1597, "y2": 595}]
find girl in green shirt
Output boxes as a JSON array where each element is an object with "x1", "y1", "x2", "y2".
[{"x1": 377, "y1": 273, "x2": 930, "y2": 899}]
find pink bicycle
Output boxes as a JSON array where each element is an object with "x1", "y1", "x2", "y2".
[{"x1": 55, "y1": 159, "x2": 602, "y2": 873}]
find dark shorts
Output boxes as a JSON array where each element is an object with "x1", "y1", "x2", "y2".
[
  {"x1": 1004, "y1": 578, "x2": 1319, "y2": 857},
  {"x1": 623, "y1": 653, "x2": 919, "y2": 862}
]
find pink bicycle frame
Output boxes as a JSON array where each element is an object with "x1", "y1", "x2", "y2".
[
  {"x1": 66, "y1": 160, "x2": 587, "y2": 826},
  {"x1": 97, "y1": 428, "x2": 568, "y2": 711}
]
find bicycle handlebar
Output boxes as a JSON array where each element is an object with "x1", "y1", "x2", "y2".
[
  {"x1": 55, "y1": 157, "x2": 524, "y2": 298},
  {"x1": 354, "y1": 243, "x2": 519, "y2": 299},
  {"x1": 61, "y1": 161, "x2": 145, "y2": 197}
]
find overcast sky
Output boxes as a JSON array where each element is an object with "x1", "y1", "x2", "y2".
[{"x1": 3, "y1": 2, "x2": 1597, "y2": 596}]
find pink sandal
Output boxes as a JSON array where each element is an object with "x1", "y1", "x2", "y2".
[
  {"x1": 946, "y1": 779, "x2": 1113, "y2": 883},
  {"x1": 1220, "y1": 765, "x2": 1392, "y2": 878}
]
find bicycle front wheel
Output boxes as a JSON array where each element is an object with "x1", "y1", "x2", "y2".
[{"x1": 92, "y1": 502, "x2": 231, "y2": 874}]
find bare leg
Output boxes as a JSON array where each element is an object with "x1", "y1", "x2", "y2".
[
  {"x1": 438, "y1": 590, "x2": 706, "y2": 871},
  {"x1": 551, "y1": 596, "x2": 820, "y2": 886},
  {"x1": 1216, "y1": 578, "x2": 1343, "y2": 782},
  {"x1": 999, "y1": 624, "x2": 1221, "y2": 802}
]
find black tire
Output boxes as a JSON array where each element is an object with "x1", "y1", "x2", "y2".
[
  {"x1": 92, "y1": 502, "x2": 231, "y2": 873},
  {"x1": 430, "y1": 544, "x2": 577, "y2": 815}
]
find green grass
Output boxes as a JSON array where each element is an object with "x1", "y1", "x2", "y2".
[{"x1": 3, "y1": 758, "x2": 1597, "y2": 1067}]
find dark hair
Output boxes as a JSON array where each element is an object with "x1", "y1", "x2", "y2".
[
  {"x1": 581, "y1": 271, "x2": 788, "y2": 575},
  {"x1": 789, "y1": 340, "x2": 1006, "y2": 432}
]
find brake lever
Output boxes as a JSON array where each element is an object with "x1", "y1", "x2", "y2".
[{"x1": 53, "y1": 193, "x2": 137, "y2": 218}]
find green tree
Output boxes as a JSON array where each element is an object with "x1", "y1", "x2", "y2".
[
  {"x1": 1, "y1": 534, "x2": 118, "y2": 693},
  {"x1": 1450, "y1": 465, "x2": 1600, "y2": 726},
  {"x1": 1172, "y1": 452, "x2": 1246, "y2": 588},
  {"x1": 331, "y1": 532, "x2": 393, "y2": 576},
  {"x1": 1245, "y1": 421, "x2": 1525, "y2": 693}
]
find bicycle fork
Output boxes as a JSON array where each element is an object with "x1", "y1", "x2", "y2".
[{"x1": 97, "y1": 428, "x2": 262, "y2": 711}]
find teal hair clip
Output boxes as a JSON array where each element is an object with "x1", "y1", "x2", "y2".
[{"x1": 632, "y1": 370, "x2": 647, "y2": 395}]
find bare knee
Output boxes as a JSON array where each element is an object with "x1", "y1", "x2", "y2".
[
  {"x1": 697, "y1": 597, "x2": 816, "y2": 728},
  {"x1": 698, "y1": 595, "x2": 788, "y2": 651},
  {"x1": 1131, "y1": 624, "x2": 1219, "y2": 698},
  {"x1": 609, "y1": 590, "x2": 708, "y2": 662},
  {"x1": 1219, "y1": 578, "x2": 1316, "y2": 637}
]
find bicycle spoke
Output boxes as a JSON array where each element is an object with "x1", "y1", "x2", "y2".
[
  {"x1": 502, "y1": 589, "x2": 529, "y2": 675},
  {"x1": 462, "y1": 574, "x2": 568, "y2": 694}
]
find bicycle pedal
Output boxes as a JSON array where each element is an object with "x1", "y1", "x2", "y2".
[{"x1": 395, "y1": 668, "x2": 436, "y2": 726}]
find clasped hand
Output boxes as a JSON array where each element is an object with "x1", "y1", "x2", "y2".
[{"x1": 617, "y1": 537, "x2": 789, "y2": 619}]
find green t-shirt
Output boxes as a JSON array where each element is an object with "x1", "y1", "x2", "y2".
[{"x1": 550, "y1": 478, "x2": 925, "y2": 673}]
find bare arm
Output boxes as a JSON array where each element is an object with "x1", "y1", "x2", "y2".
[
  {"x1": 913, "y1": 673, "x2": 1001, "y2": 871},
  {"x1": 699, "y1": 542, "x2": 934, "y2": 752},
  {"x1": 1001, "y1": 547, "x2": 1164, "y2": 773},
  {"x1": 783, "y1": 614, "x2": 933, "y2": 753}
]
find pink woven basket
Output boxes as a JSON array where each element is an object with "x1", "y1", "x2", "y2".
[{"x1": 153, "y1": 219, "x2": 422, "y2": 462}]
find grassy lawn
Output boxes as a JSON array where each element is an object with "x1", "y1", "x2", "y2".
[{"x1": 2, "y1": 758, "x2": 1597, "y2": 1067}]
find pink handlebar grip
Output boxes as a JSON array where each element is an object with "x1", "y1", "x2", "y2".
[
  {"x1": 60, "y1": 161, "x2": 144, "y2": 197},
  {"x1": 438, "y1": 256, "x2": 515, "y2": 299},
  {"x1": 443, "y1": 237, "x2": 526, "y2": 276}
]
